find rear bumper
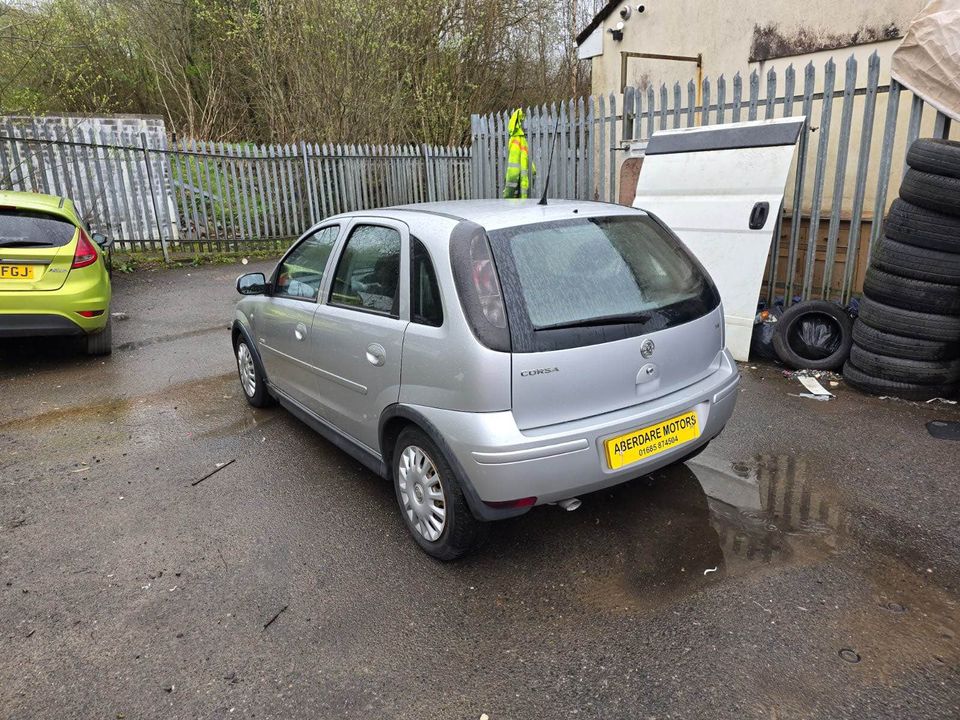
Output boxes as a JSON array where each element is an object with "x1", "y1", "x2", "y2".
[
  {"x1": 411, "y1": 349, "x2": 740, "y2": 510},
  {"x1": 0, "y1": 261, "x2": 110, "y2": 337},
  {"x1": 0, "y1": 310, "x2": 107, "y2": 336},
  {"x1": 0, "y1": 313, "x2": 91, "y2": 337}
]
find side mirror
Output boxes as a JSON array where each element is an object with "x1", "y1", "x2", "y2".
[
  {"x1": 92, "y1": 232, "x2": 113, "y2": 250},
  {"x1": 237, "y1": 272, "x2": 267, "y2": 295}
]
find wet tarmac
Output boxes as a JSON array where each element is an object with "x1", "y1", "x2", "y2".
[{"x1": 1, "y1": 261, "x2": 959, "y2": 719}]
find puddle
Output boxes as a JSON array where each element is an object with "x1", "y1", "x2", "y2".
[
  {"x1": 572, "y1": 453, "x2": 851, "y2": 610},
  {"x1": 686, "y1": 453, "x2": 848, "y2": 575}
]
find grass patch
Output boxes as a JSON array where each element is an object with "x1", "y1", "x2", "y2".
[{"x1": 111, "y1": 248, "x2": 282, "y2": 274}]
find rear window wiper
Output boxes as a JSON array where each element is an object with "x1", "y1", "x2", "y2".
[
  {"x1": 0, "y1": 240, "x2": 51, "y2": 248},
  {"x1": 535, "y1": 312, "x2": 652, "y2": 331}
]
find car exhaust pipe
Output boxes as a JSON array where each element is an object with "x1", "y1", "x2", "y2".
[{"x1": 557, "y1": 497, "x2": 581, "y2": 512}]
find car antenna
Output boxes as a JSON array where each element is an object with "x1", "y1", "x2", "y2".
[{"x1": 538, "y1": 111, "x2": 562, "y2": 206}]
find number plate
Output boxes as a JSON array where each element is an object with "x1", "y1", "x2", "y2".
[
  {"x1": 0, "y1": 264, "x2": 36, "y2": 280},
  {"x1": 604, "y1": 410, "x2": 700, "y2": 470}
]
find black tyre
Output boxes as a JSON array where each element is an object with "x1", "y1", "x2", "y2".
[
  {"x1": 393, "y1": 427, "x2": 487, "y2": 561},
  {"x1": 862, "y1": 267, "x2": 960, "y2": 315},
  {"x1": 884, "y1": 199, "x2": 960, "y2": 253},
  {"x1": 85, "y1": 317, "x2": 112, "y2": 356},
  {"x1": 234, "y1": 336, "x2": 273, "y2": 408},
  {"x1": 852, "y1": 321, "x2": 959, "y2": 361},
  {"x1": 873, "y1": 236, "x2": 960, "y2": 285},
  {"x1": 843, "y1": 361, "x2": 957, "y2": 401},
  {"x1": 899, "y1": 169, "x2": 960, "y2": 218},
  {"x1": 849, "y1": 345, "x2": 960, "y2": 384},
  {"x1": 771, "y1": 300, "x2": 853, "y2": 370},
  {"x1": 906, "y1": 138, "x2": 960, "y2": 180},
  {"x1": 858, "y1": 296, "x2": 960, "y2": 342}
]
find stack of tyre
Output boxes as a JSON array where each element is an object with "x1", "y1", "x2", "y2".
[{"x1": 844, "y1": 138, "x2": 960, "y2": 400}]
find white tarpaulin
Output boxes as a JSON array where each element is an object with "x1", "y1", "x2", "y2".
[{"x1": 891, "y1": 0, "x2": 960, "y2": 122}]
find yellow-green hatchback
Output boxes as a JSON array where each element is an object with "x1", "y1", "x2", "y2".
[{"x1": 0, "y1": 190, "x2": 113, "y2": 355}]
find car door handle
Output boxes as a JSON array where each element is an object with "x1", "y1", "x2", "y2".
[
  {"x1": 366, "y1": 343, "x2": 386, "y2": 367},
  {"x1": 294, "y1": 322, "x2": 307, "y2": 341}
]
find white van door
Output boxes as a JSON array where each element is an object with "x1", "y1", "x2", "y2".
[{"x1": 633, "y1": 117, "x2": 805, "y2": 361}]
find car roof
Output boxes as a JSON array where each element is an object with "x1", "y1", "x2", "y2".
[
  {"x1": 0, "y1": 190, "x2": 78, "y2": 221},
  {"x1": 336, "y1": 199, "x2": 645, "y2": 231}
]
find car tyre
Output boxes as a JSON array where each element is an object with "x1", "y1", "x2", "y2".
[
  {"x1": 863, "y1": 267, "x2": 960, "y2": 315},
  {"x1": 771, "y1": 300, "x2": 853, "y2": 370},
  {"x1": 393, "y1": 427, "x2": 487, "y2": 561},
  {"x1": 849, "y1": 345, "x2": 960, "y2": 385},
  {"x1": 883, "y1": 199, "x2": 960, "y2": 254},
  {"x1": 852, "y1": 321, "x2": 959, "y2": 361},
  {"x1": 85, "y1": 317, "x2": 112, "y2": 356},
  {"x1": 858, "y1": 296, "x2": 960, "y2": 342},
  {"x1": 873, "y1": 236, "x2": 960, "y2": 285},
  {"x1": 906, "y1": 138, "x2": 960, "y2": 180},
  {"x1": 235, "y1": 337, "x2": 273, "y2": 408},
  {"x1": 899, "y1": 169, "x2": 960, "y2": 218},
  {"x1": 843, "y1": 361, "x2": 957, "y2": 401}
]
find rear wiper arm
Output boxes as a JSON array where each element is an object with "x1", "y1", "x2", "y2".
[
  {"x1": 536, "y1": 313, "x2": 652, "y2": 331},
  {"x1": 0, "y1": 240, "x2": 49, "y2": 248}
]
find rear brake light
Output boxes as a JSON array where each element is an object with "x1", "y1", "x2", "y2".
[
  {"x1": 483, "y1": 496, "x2": 537, "y2": 510},
  {"x1": 470, "y1": 234, "x2": 506, "y2": 328},
  {"x1": 72, "y1": 229, "x2": 98, "y2": 269},
  {"x1": 77, "y1": 310, "x2": 104, "y2": 318}
]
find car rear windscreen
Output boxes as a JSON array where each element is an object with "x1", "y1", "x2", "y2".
[
  {"x1": 487, "y1": 215, "x2": 720, "y2": 352},
  {"x1": 0, "y1": 209, "x2": 78, "y2": 248}
]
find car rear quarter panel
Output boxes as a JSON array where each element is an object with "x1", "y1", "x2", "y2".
[{"x1": 398, "y1": 216, "x2": 511, "y2": 412}]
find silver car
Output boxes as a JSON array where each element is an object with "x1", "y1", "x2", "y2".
[{"x1": 232, "y1": 200, "x2": 739, "y2": 559}]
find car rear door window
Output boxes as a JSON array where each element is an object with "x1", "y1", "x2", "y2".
[
  {"x1": 411, "y1": 237, "x2": 443, "y2": 326},
  {"x1": 329, "y1": 225, "x2": 401, "y2": 316},
  {"x1": 0, "y1": 209, "x2": 77, "y2": 248},
  {"x1": 274, "y1": 225, "x2": 339, "y2": 300}
]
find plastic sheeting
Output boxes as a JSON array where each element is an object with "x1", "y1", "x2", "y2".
[
  {"x1": 891, "y1": 0, "x2": 960, "y2": 122},
  {"x1": 786, "y1": 313, "x2": 843, "y2": 361}
]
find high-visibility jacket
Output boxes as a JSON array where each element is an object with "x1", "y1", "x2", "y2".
[{"x1": 503, "y1": 109, "x2": 536, "y2": 199}]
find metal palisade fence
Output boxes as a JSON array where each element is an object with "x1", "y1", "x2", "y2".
[
  {"x1": 471, "y1": 51, "x2": 958, "y2": 304},
  {"x1": 0, "y1": 125, "x2": 471, "y2": 260}
]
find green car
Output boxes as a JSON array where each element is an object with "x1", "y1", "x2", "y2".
[{"x1": 0, "y1": 190, "x2": 114, "y2": 355}]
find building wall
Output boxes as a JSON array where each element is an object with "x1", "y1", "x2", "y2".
[
  {"x1": 582, "y1": 0, "x2": 958, "y2": 221},
  {"x1": 588, "y1": 0, "x2": 928, "y2": 96}
]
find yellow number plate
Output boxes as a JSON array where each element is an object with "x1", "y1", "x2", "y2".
[
  {"x1": 0, "y1": 264, "x2": 36, "y2": 280},
  {"x1": 604, "y1": 410, "x2": 700, "y2": 470}
]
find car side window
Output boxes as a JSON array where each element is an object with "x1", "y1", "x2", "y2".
[
  {"x1": 411, "y1": 237, "x2": 443, "y2": 327},
  {"x1": 329, "y1": 225, "x2": 401, "y2": 316},
  {"x1": 274, "y1": 225, "x2": 340, "y2": 300}
]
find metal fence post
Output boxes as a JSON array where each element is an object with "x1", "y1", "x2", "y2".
[
  {"x1": 301, "y1": 140, "x2": 316, "y2": 225},
  {"x1": 422, "y1": 145, "x2": 435, "y2": 202},
  {"x1": 821, "y1": 54, "x2": 858, "y2": 299},
  {"x1": 801, "y1": 58, "x2": 836, "y2": 300},
  {"x1": 867, "y1": 79, "x2": 902, "y2": 262},
  {"x1": 840, "y1": 52, "x2": 881, "y2": 303},
  {"x1": 932, "y1": 111, "x2": 953, "y2": 140},
  {"x1": 140, "y1": 132, "x2": 169, "y2": 262}
]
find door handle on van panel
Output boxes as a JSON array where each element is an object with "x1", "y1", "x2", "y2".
[
  {"x1": 749, "y1": 202, "x2": 770, "y2": 230},
  {"x1": 295, "y1": 322, "x2": 307, "y2": 341},
  {"x1": 366, "y1": 343, "x2": 386, "y2": 366}
]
